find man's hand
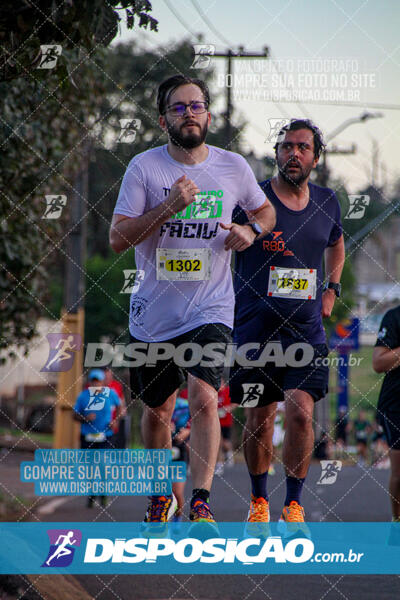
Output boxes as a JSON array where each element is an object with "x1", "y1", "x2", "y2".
[
  {"x1": 321, "y1": 289, "x2": 336, "y2": 318},
  {"x1": 165, "y1": 175, "x2": 200, "y2": 214},
  {"x1": 86, "y1": 412, "x2": 96, "y2": 422},
  {"x1": 174, "y1": 427, "x2": 190, "y2": 444},
  {"x1": 220, "y1": 223, "x2": 256, "y2": 251}
]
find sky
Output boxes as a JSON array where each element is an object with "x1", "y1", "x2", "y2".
[{"x1": 113, "y1": 0, "x2": 400, "y2": 195}]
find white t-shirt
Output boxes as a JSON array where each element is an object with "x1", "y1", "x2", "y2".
[{"x1": 114, "y1": 144, "x2": 267, "y2": 341}]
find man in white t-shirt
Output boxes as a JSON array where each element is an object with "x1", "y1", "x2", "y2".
[{"x1": 110, "y1": 74, "x2": 276, "y2": 532}]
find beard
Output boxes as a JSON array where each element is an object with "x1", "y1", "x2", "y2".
[
  {"x1": 165, "y1": 117, "x2": 208, "y2": 149},
  {"x1": 278, "y1": 158, "x2": 313, "y2": 186}
]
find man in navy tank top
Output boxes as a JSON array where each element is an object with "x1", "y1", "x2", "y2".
[{"x1": 230, "y1": 119, "x2": 345, "y2": 537}]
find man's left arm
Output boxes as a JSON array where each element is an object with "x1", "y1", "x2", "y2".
[
  {"x1": 221, "y1": 200, "x2": 276, "y2": 251},
  {"x1": 115, "y1": 401, "x2": 122, "y2": 421},
  {"x1": 322, "y1": 233, "x2": 345, "y2": 318}
]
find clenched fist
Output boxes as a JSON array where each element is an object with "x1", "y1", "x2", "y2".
[
  {"x1": 220, "y1": 222, "x2": 257, "y2": 251},
  {"x1": 321, "y1": 289, "x2": 336, "y2": 318},
  {"x1": 165, "y1": 175, "x2": 200, "y2": 214}
]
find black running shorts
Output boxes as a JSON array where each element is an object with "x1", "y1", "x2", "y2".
[{"x1": 129, "y1": 323, "x2": 232, "y2": 408}]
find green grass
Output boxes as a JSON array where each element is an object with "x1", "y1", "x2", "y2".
[
  {"x1": 0, "y1": 427, "x2": 53, "y2": 445},
  {"x1": 328, "y1": 345, "x2": 383, "y2": 422},
  {"x1": 0, "y1": 491, "x2": 31, "y2": 521}
]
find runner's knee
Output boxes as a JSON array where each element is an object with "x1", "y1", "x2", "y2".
[
  {"x1": 189, "y1": 386, "x2": 218, "y2": 419},
  {"x1": 288, "y1": 406, "x2": 313, "y2": 430}
]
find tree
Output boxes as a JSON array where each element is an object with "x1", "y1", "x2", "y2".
[
  {"x1": 0, "y1": 4, "x2": 158, "y2": 362},
  {"x1": 0, "y1": 53, "x2": 105, "y2": 360},
  {"x1": 84, "y1": 253, "x2": 134, "y2": 344},
  {"x1": 0, "y1": 1, "x2": 158, "y2": 82},
  {"x1": 339, "y1": 184, "x2": 387, "y2": 247}
]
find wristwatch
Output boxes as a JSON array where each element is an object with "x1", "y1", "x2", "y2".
[
  {"x1": 324, "y1": 281, "x2": 341, "y2": 297},
  {"x1": 246, "y1": 221, "x2": 262, "y2": 240}
]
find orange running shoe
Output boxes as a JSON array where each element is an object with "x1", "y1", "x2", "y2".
[
  {"x1": 278, "y1": 500, "x2": 310, "y2": 539},
  {"x1": 244, "y1": 494, "x2": 270, "y2": 538}
]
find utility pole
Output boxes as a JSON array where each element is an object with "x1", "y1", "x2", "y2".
[
  {"x1": 316, "y1": 145, "x2": 357, "y2": 187},
  {"x1": 199, "y1": 46, "x2": 269, "y2": 148},
  {"x1": 371, "y1": 138, "x2": 379, "y2": 187},
  {"x1": 53, "y1": 141, "x2": 90, "y2": 449}
]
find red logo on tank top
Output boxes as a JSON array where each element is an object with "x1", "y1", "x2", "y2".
[{"x1": 263, "y1": 231, "x2": 294, "y2": 255}]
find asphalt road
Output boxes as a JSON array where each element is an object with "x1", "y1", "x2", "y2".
[{"x1": 34, "y1": 461, "x2": 400, "y2": 600}]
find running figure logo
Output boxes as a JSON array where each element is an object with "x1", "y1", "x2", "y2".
[
  {"x1": 37, "y1": 45, "x2": 62, "y2": 69},
  {"x1": 120, "y1": 269, "x2": 145, "y2": 294},
  {"x1": 86, "y1": 387, "x2": 110, "y2": 411},
  {"x1": 42, "y1": 195, "x2": 67, "y2": 219},
  {"x1": 41, "y1": 333, "x2": 82, "y2": 372},
  {"x1": 190, "y1": 45, "x2": 215, "y2": 69},
  {"x1": 130, "y1": 296, "x2": 148, "y2": 326},
  {"x1": 42, "y1": 529, "x2": 81, "y2": 567},
  {"x1": 345, "y1": 195, "x2": 370, "y2": 219},
  {"x1": 118, "y1": 119, "x2": 141, "y2": 143},
  {"x1": 241, "y1": 383, "x2": 265, "y2": 408},
  {"x1": 377, "y1": 327, "x2": 387, "y2": 341},
  {"x1": 265, "y1": 118, "x2": 290, "y2": 143},
  {"x1": 317, "y1": 460, "x2": 342, "y2": 485}
]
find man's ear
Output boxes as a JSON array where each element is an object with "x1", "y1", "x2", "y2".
[{"x1": 159, "y1": 114, "x2": 167, "y2": 132}]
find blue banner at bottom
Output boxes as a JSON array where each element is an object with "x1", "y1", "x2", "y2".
[{"x1": 1, "y1": 522, "x2": 400, "y2": 574}]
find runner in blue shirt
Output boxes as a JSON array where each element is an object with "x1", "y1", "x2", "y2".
[
  {"x1": 74, "y1": 369, "x2": 121, "y2": 508},
  {"x1": 230, "y1": 119, "x2": 345, "y2": 536}
]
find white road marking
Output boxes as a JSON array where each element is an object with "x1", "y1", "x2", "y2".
[{"x1": 37, "y1": 497, "x2": 70, "y2": 515}]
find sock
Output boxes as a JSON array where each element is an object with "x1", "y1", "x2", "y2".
[
  {"x1": 250, "y1": 471, "x2": 269, "y2": 501},
  {"x1": 191, "y1": 488, "x2": 209, "y2": 506},
  {"x1": 284, "y1": 475, "x2": 305, "y2": 506}
]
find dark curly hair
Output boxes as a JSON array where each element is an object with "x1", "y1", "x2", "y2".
[
  {"x1": 157, "y1": 75, "x2": 210, "y2": 115},
  {"x1": 274, "y1": 118, "x2": 326, "y2": 159}
]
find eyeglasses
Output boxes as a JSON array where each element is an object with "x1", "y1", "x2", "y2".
[{"x1": 165, "y1": 101, "x2": 208, "y2": 117}]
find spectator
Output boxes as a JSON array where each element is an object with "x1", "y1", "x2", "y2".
[
  {"x1": 352, "y1": 409, "x2": 372, "y2": 466},
  {"x1": 335, "y1": 406, "x2": 349, "y2": 457}
]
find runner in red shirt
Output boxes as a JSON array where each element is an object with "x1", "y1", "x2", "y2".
[
  {"x1": 104, "y1": 367, "x2": 128, "y2": 448},
  {"x1": 215, "y1": 379, "x2": 237, "y2": 476}
]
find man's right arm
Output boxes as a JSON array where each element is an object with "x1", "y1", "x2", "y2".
[
  {"x1": 73, "y1": 396, "x2": 95, "y2": 423},
  {"x1": 372, "y1": 346, "x2": 400, "y2": 373},
  {"x1": 73, "y1": 411, "x2": 85, "y2": 423},
  {"x1": 73, "y1": 411, "x2": 96, "y2": 423},
  {"x1": 110, "y1": 175, "x2": 200, "y2": 253},
  {"x1": 109, "y1": 205, "x2": 175, "y2": 253}
]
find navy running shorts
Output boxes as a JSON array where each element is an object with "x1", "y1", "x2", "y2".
[{"x1": 229, "y1": 343, "x2": 329, "y2": 407}]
